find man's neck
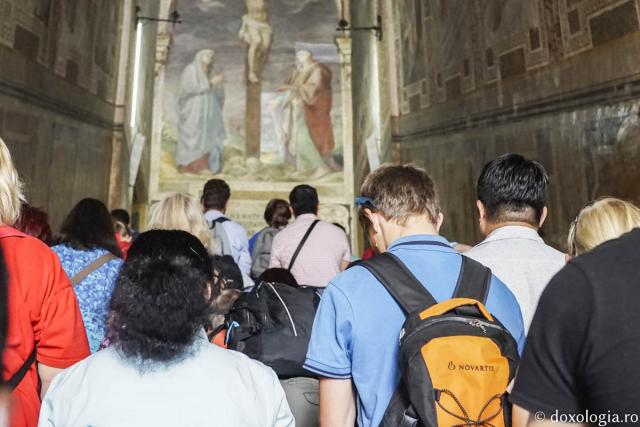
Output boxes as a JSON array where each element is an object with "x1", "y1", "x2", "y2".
[
  {"x1": 295, "y1": 212, "x2": 317, "y2": 220},
  {"x1": 205, "y1": 208, "x2": 225, "y2": 215},
  {"x1": 484, "y1": 221, "x2": 538, "y2": 236},
  {"x1": 384, "y1": 220, "x2": 439, "y2": 245}
]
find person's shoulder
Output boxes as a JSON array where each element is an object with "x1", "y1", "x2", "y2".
[
  {"x1": 4, "y1": 233, "x2": 61, "y2": 267},
  {"x1": 538, "y1": 240, "x2": 566, "y2": 261},
  {"x1": 48, "y1": 348, "x2": 118, "y2": 391},
  {"x1": 319, "y1": 221, "x2": 347, "y2": 237},
  {"x1": 326, "y1": 264, "x2": 377, "y2": 296},
  {"x1": 2, "y1": 229, "x2": 52, "y2": 253},
  {"x1": 573, "y1": 229, "x2": 640, "y2": 272},
  {"x1": 202, "y1": 344, "x2": 278, "y2": 380},
  {"x1": 486, "y1": 274, "x2": 521, "y2": 313},
  {"x1": 464, "y1": 243, "x2": 490, "y2": 261}
]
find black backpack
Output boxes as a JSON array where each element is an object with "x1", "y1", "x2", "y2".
[{"x1": 225, "y1": 281, "x2": 322, "y2": 378}]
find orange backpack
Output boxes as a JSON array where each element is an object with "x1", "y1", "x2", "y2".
[{"x1": 357, "y1": 251, "x2": 519, "y2": 427}]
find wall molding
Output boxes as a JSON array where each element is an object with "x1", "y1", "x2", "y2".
[
  {"x1": 393, "y1": 75, "x2": 640, "y2": 143},
  {"x1": 0, "y1": 80, "x2": 116, "y2": 131}
]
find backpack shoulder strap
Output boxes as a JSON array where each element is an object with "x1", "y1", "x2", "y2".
[
  {"x1": 6, "y1": 348, "x2": 36, "y2": 391},
  {"x1": 287, "y1": 219, "x2": 320, "y2": 271},
  {"x1": 212, "y1": 217, "x2": 230, "y2": 225},
  {"x1": 452, "y1": 255, "x2": 492, "y2": 303},
  {"x1": 70, "y1": 253, "x2": 117, "y2": 286},
  {"x1": 355, "y1": 252, "x2": 437, "y2": 314}
]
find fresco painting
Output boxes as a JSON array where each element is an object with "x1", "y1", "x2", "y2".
[{"x1": 161, "y1": 0, "x2": 344, "y2": 184}]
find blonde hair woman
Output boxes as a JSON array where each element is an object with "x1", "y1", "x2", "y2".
[
  {"x1": 568, "y1": 197, "x2": 640, "y2": 256},
  {"x1": 146, "y1": 193, "x2": 215, "y2": 253}
]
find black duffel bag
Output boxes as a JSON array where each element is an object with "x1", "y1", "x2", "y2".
[{"x1": 225, "y1": 280, "x2": 322, "y2": 378}]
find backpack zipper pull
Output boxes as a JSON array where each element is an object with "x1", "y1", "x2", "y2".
[{"x1": 469, "y1": 320, "x2": 487, "y2": 334}]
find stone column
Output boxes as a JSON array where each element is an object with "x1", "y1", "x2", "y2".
[
  {"x1": 148, "y1": 32, "x2": 172, "y2": 203},
  {"x1": 335, "y1": 35, "x2": 360, "y2": 253}
]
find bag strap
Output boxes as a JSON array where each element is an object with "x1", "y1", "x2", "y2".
[
  {"x1": 355, "y1": 252, "x2": 437, "y2": 314},
  {"x1": 70, "y1": 253, "x2": 117, "y2": 286},
  {"x1": 210, "y1": 217, "x2": 230, "y2": 227},
  {"x1": 452, "y1": 256, "x2": 492, "y2": 303},
  {"x1": 6, "y1": 348, "x2": 36, "y2": 391},
  {"x1": 287, "y1": 219, "x2": 320, "y2": 271}
]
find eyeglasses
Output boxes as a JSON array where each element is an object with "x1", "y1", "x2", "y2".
[{"x1": 355, "y1": 196, "x2": 378, "y2": 209}]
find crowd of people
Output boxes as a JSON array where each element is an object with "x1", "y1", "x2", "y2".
[{"x1": 1, "y1": 132, "x2": 639, "y2": 427}]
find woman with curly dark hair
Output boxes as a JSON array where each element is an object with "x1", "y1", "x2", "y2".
[
  {"x1": 39, "y1": 230, "x2": 294, "y2": 427},
  {"x1": 52, "y1": 198, "x2": 123, "y2": 353}
]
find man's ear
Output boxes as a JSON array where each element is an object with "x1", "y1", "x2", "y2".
[
  {"x1": 435, "y1": 212, "x2": 444, "y2": 232},
  {"x1": 539, "y1": 206, "x2": 548, "y2": 228},
  {"x1": 364, "y1": 208, "x2": 383, "y2": 235},
  {"x1": 223, "y1": 200, "x2": 229, "y2": 212},
  {"x1": 476, "y1": 200, "x2": 486, "y2": 220}
]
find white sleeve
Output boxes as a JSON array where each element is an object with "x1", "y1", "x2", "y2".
[
  {"x1": 37, "y1": 374, "x2": 66, "y2": 427},
  {"x1": 270, "y1": 372, "x2": 295, "y2": 427},
  {"x1": 233, "y1": 225, "x2": 252, "y2": 276}
]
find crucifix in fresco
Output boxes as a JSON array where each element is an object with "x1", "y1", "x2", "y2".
[{"x1": 239, "y1": 0, "x2": 272, "y2": 158}]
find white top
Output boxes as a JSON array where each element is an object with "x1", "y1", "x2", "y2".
[
  {"x1": 38, "y1": 335, "x2": 294, "y2": 427},
  {"x1": 204, "y1": 209, "x2": 252, "y2": 276},
  {"x1": 465, "y1": 225, "x2": 566, "y2": 332}
]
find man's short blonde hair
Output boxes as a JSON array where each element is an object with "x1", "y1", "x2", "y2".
[
  {"x1": 568, "y1": 197, "x2": 640, "y2": 256},
  {"x1": 0, "y1": 137, "x2": 25, "y2": 226},
  {"x1": 146, "y1": 193, "x2": 214, "y2": 253},
  {"x1": 359, "y1": 164, "x2": 441, "y2": 226}
]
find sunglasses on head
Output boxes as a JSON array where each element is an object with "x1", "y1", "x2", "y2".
[{"x1": 355, "y1": 196, "x2": 378, "y2": 210}]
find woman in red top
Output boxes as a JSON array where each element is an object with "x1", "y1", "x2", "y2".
[{"x1": 0, "y1": 137, "x2": 89, "y2": 427}]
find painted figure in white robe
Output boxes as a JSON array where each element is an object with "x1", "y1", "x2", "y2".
[{"x1": 176, "y1": 49, "x2": 226, "y2": 174}]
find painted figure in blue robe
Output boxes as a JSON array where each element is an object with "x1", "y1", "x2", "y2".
[{"x1": 176, "y1": 49, "x2": 226, "y2": 174}]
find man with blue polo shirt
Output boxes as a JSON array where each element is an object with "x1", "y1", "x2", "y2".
[{"x1": 303, "y1": 164, "x2": 525, "y2": 427}]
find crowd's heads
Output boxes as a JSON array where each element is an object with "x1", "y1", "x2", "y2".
[
  {"x1": 264, "y1": 198, "x2": 291, "y2": 228},
  {"x1": 146, "y1": 193, "x2": 212, "y2": 253},
  {"x1": 202, "y1": 179, "x2": 231, "y2": 212},
  {"x1": 477, "y1": 154, "x2": 548, "y2": 230},
  {"x1": 107, "y1": 230, "x2": 213, "y2": 366},
  {"x1": 110, "y1": 209, "x2": 130, "y2": 226},
  {"x1": 111, "y1": 209, "x2": 132, "y2": 240},
  {"x1": 359, "y1": 164, "x2": 441, "y2": 227},
  {"x1": 289, "y1": 185, "x2": 319, "y2": 216},
  {"x1": 59, "y1": 198, "x2": 122, "y2": 257},
  {"x1": 15, "y1": 203, "x2": 53, "y2": 245},
  {"x1": 568, "y1": 197, "x2": 640, "y2": 256},
  {"x1": 0, "y1": 137, "x2": 25, "y2": 227}
]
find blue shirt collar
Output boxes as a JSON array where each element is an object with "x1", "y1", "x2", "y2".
[{"x1": 387, "y1": 234, "x2": 454, "y2": 252}]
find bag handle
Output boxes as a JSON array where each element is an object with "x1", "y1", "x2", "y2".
[
  {"x1": 354, "y1": 252, "x2": 437, "y2": 314},
  {"x1": 419, "y1": 297, "x2": 494, "y2": 321},
  {"x1": 288, "y1": 219, "x2": 320, "y2": 271},
  {"x1": 71, "y1": 253, "x2": 117, "y2": 286}
]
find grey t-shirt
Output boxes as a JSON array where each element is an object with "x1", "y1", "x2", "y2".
[
  {"x1": 251, "y1": 227, "x2": 280, "y2": 278},
  {"x1": 465, "y1": 225, "x2": 565, "y2": 332}
]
